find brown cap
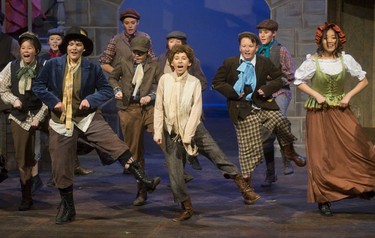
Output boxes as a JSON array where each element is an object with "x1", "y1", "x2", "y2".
[
  {"x1": 119, "y1": 8, "x2": 141, "y2": 21},
  {"x1": 130, "y1": 36, "x2": 150, "y2": 53},
  {"x1": 256, "y1": 19, "x2": 279, "y2": 31}
]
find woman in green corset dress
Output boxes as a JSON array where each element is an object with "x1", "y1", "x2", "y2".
[{"x1": 294, "y1": 22, "x2": 375, "y2": 216}]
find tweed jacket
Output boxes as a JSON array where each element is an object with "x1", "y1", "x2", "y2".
[
  {"x1": 108, "y1": 55, "x2": 163, "y2": 110},
  {"x1": 212, "y1": 55, "x2": 284, "y2": 124},
  {"x1": 32, "y1": 55, "x2": 114, "y2": 115}
]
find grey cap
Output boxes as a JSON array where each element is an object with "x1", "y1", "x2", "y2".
[
  {"x1": 47, "y1": 27, "x2": 64, "y2": 37},
  {"x1": 130, "y1": 36, "x2": 150, "y2": 52},
  {"x1": 166, "y1": 31, "x2": 187, "y2": 40}
]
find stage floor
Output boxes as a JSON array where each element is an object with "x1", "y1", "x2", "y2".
[{"x1": 1, "y1": 108, "x2": 374, "y2": 238}]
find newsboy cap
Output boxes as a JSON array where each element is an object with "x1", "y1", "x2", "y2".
[
  {"x1": 256, "y1": 19, "x2": 279, "y2": 31},
  {"x1": 166, "y1": 31, "x2": 187, "y2": 40},
  {"x1": 18, "y1": 32, "x2": 42, "y2": 54},
  {"x1": 47, "y1": 27, "x2": 64, "y2": 37},
  {"x1": 238, "y1": 32, "x2": 261, "y2": 45},
  {"x1": 130, "y1": 36, "x2": 150, "y2": 53},
  {"x1": 119, "y1": 8, "x2": 141, "y2": 21}
]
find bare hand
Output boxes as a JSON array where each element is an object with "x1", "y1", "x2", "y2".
[
  {"x1": 115, "y1": 91, "x2": 123, "y2": 100},
  {"x1": 315, "y1": 94, "x2": 326, "y2": 104},
  {"x1": 154, "y1": 138, "x2": 162, "y2": 145},
  {"x1": 79, "y1": 99, "x2": 90, "y2": 110},
  {"x1": 13, "y1": 99, "x2": 22, "y2": 109},
  {"x1": 339, "y1": 96, "x2": 350, "y2": 108},
  {"x1": 140, "y1": 96, "x2": 151, "y2": 106},
  {"x1": 54, "y1": 102, "x2": 65, "y2": 112},
  {"x1": 31, "y1": 119, "x2": 40, "y2": 128}
]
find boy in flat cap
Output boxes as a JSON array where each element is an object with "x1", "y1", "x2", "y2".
[
  {"x1": 212, "y1": 32, "x2": 306, "y2": 200},
  {"x1": 100, "y1": 8, "x2": 156, "y2": 75},
  {"x1": 108, "y1": 35, "x2": 163, "y2": 206},
  {"x1": 256, "y1": 19, "x2": 302, "y2": 187},
  {"x1": 33, "y1": 27, "x2": 160, "y2": 224}
]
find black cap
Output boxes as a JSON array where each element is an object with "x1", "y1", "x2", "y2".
[
  {"x1": 18, "y1": 32, "x2": 42, "y2": 54},
  {"x1": 238, "y1": 31, "x2": 261, "y2": 45}
]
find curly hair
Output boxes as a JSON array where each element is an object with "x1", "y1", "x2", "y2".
[
  {"x1": 167, "y1": 44, "x2": 195, "y2": 70},
  {"x1": 316, "y1": 23, "x2": 345, "y2": 57}
]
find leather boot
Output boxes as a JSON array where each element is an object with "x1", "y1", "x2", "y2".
[
  {"x1": 74, "y1": 157, "x2": 93, "y2": 176},
  {"x1": 56, "y1": 185, "x2": 76, "y2": 224},
  {"x1": 282, "y1": 151, "x2": 294, "y2": 175},
  {"x1": 127, "y1": 160, "x2": 160, "y2": 192},
  {"x1": 133, "y1": 182, "x2": 148, "y2": 206},
  {"x1": 282, "y1": 144, "x2": 306, "y2": 167},
  {"x1": 261, "y1": 150, "x2": 277, "y2": 187},
  {"x1": 31, "y1": 174, "x2": 43, "y2": 194},
  {"x1": 19, "y1": 179, "x2": 33, "y2": 211},
  {"x1": 172, "y1": 198, "x2": 193, "y2": 222},
  {"x1": 234, "y1": 174, "x2": 261, "y2": 204}
]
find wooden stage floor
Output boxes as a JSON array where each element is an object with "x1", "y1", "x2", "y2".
[{"x1": 0, "y1": 108, "x2": 374, "y2": 238}]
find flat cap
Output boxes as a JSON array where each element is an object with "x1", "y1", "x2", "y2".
[
  {"x1": 166, "y1": 31, "x2": 187, "y2": 40},
  {"x1": 256, "y1": 19, "x2": 279, "y2": 31},
  {"x1": 47, "y1": 27, "x2": 64, "y2": 37},
  {"x1": 119, "y1": 8, "x2": 141, "y2": 21},
  {"x1": 130, "y1": 36, "x2": 150, "y2": 53}
]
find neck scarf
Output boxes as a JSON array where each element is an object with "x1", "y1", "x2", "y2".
[
  {"x1": 233, "y1": 61, "x2": 256, "y2": 101},
  {"x1": 132, "y1": 63, "x2": 144, "y2": 97},
  {"x1": 16, "y1": 59, "x2": 37, "y2": 95},
  {"x1": 256, "y1": 39, "x2": 275, "y2": 58},
  {"x1": 60, "y1": 57, "x2": 81, "y2": 131}
]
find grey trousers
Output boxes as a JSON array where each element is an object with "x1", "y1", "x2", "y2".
[{"x1": 164, "y1": 123, "x2": 239, "y2": 203}]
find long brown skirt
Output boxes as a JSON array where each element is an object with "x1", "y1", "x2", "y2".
[{"x1": 305, "y1": 108, "x2": 375, "y2": 203}]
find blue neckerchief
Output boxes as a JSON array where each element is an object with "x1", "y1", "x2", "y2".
[
  {"x1": 256, "y1": 40, "x2": 274, "y2": 58},
  {"x1": 233, "y1": 61, "x2": 256, "y2": 101}
]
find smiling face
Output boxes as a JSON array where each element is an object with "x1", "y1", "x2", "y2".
[
  {"x1": 322, "y1": 28, "x2": 338, "y2": 55},
  {"x1": 170, "y1": 52, "x2": 191, "y2": 76},
  {"x1": 67, "y1": 40, "x2": 85, "y2": 62},
  {"x1": 48, "y1": 34, "x2": 63, "y2": 52},
  {"x1": 239, "y1": 37, "x2": 258, "y2": 61},
  {"x1": 258, "y1": 28, "x2": 276, "y2": 45},
  {"x1": 20, "y1": 39, "x2": 37, "y2": 64},
  {"x1": 122, "y1": 17, "x2": 138, "y2": 35}
]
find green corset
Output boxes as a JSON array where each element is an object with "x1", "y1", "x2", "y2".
[{"x1": 304, "y1": 55, "x2": 346, "y2": 110}]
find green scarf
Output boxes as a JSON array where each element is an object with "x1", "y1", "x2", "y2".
[
  {"x1": 256, "y1": 40, "x2": 275, "y2": 58},
  {"x1": 16, "y1": 59, "x2": 37, "y2": 94}
]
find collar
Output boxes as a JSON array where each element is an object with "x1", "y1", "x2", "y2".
[{"x1": 239, "y1": 54, "x2": 257, "y2": 66}]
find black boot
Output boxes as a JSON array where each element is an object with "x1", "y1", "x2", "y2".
[
  {"x1": 19, "y1": 179, "x2": 33, "y2": 211},
  {"x1": 133, "y1": 181, "x2": 148, "y2": 206},
  {"x1": 56, "y1": 185, "x2": 76, "y2": 224},
  {"x1": 261, "y1": 150, "x2": 277, "y2": 187},
  {"x1": 127, "y1": 161, "x2": 160, "y2": 192},
  {"x1": 0, "y1": 154, "x2": 8, "y2": 183},
  {"x1": 31, "y1": 174, "x2": 43, "y2": 194}
]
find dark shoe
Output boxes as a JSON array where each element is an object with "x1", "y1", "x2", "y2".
[
  {"x1": 260, "y1": 173, "x2": 278, "y2": 187},
  {"x1": 0, "y1": 168, "x2": 8, "y2": 183},
  {"x1": 19, "y1": 179, "x2": 33, "y2": 211},
  {"x1": 234, "y1": 174, "x2": 261, "y2": 204},
  {"x1": 31, "y1": 174, "x2": 43, "y2": 194},
  {"x1": 19, "y1": 200, "x2": 33, "y2": 211},
  {"x1": 318, "y1": 202, "x2": 333, "y2": 216},
  {"x1": 172, "y1": 198, "x2": 193, "y2": 222},
  {"x1": 56, "y1": 186, "x2": 76, "y2": 224},
  {"x1": 187, "y1": 155, "x2": 202, "y2": 170},
  {"x1": 133, "y1": 183, "x2": 148, "y2": 206},
  {"x1": 283, "y1": 144, "x2": 306, "y2": 167},
  {"x1": 127, "y1": 161, "x2": 160, "y2": 192},
  {"x1": 74, "y1": 166, "x2": 93, "y2": 176},
  {"x1": 359, "y1": 191, "x2": 375, "y2": 200},
  {"x1": 282, "y1": 156, "x2": 294, "y2": 175}
]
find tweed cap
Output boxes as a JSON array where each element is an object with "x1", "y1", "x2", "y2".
[
  {"x1": 119, "y1": 8, "x2": 141, "y2": 21},
  {"x1": 130, "y1": 36, "x2": 150, "y2": 53},
  {"x1": 256, "y1": 19, "x2": 279, "y2": 31}
]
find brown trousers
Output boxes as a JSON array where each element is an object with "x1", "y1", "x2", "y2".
[
  {"x1": 49, "y1": 111, "x2": 129, "y2": 188},
  {"x1": 10, "y1": 121, "x2": 36, "y2": 184}
]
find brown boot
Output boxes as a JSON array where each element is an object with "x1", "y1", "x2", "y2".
[
  {"x1": 234, "y1": 175, "x2": 261, "y2": 204},
  {"x1": 133, "y1": 182, "x2": 148, "y2": 206},
  {"x1": 172, "y1": 198, "x2": 193, "y2": 222},
  {"x1": 282, "y1": 144, "x2": 306, "y2": 167}
]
